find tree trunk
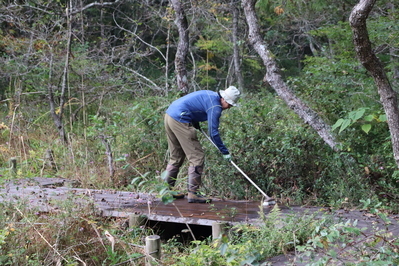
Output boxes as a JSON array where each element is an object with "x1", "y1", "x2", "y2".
[
  {"x1": 99, "y1": 135, "x2": 115, "y2": 178},
  {"x1": 350, "y1": 0, "x2": 399, "y2": 168},
  {"x1": 241, "y1": 0, "x2": 341, "y2": 151},
  {"x1": 49, "y1": 3, "x2": 71, "y2": 144},
  {"x1": 232, "y1": 4, "x2": 245, "y2": 91},
  {"x1": 170, "y1": 0, "x2": 189, "y2": 94},
  {"x1": 388, "y1": 3, "x2": 399, "y2": 90}
]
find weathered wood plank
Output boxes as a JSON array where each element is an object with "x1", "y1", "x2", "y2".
[
  {"x1": 0, "y1": 177, "x2": 269, "y2": 226},
  {"x1": 3, "y1": 176, "x2": 399, "y2": 242}
]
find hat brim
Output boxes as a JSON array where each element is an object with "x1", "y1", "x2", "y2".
[
  {"x1": 220, "y1": 90, "x2": 238, "y2": 106},
  {"x1": 226, "y1": 100, "x2": 238, "y2": 106}
]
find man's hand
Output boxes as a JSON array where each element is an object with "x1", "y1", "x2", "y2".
[
  {"x1": 223, "y1": 154, "x2": 231, "y2": 161},
  {"x1": 192, "y1": 121, "x2": 201, "y2": 130}
]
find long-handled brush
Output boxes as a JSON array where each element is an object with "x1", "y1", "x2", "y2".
[{"x1": 200, "y1": 129, "x2": 276, "y2": 206}]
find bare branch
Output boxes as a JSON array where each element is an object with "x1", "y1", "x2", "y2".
[
  {"x1": 111, "y1": 13, "x2": 167, "y2": 61},
  {"x1": 70, "y1": 0, "x2": 122, "y2": 15},
  {"x1": 114, "y1": 63, "x2": 162, "y2": 91}
]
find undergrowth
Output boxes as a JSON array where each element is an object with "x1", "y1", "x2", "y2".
[
  {"x1": 171, "y1": 205, "x2": 329, "y2": 266},
  {"x1": 165, "y1": 204, "x2": 326, "y2": 265},
  {"x1": 1, "y1": 191, "x2": 399, "y2": 265},
  {"x1": 1, "y1": 92, "x2": 398, "y2": 207},
  {"x1": 0, "y1": 193, "x2": 152, "y2": 265},
  {"x1": 296, "y1": 199, "x2": 399, "y2": 265},
  {"x1": 164, "y1": 202, "x2": 399, "y2": 266},
  {"x1": 1, "y1": 91, "x2": 399, "y2": 264}
]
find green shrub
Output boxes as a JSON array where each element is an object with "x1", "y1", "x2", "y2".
[
  {"x1": 170, "y1": 205, "x2": 326, "y2": 265},
  {"x1": 297, "y1": 200, "x2": 399, "y2": 265}
]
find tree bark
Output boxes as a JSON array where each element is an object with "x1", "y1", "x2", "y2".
[
  {"x1": 232, "y1": 4, "x2": 245, "y2": 91},
  {"x1": 170, "y1": 0, "x2": 189, "y2": 94},
  {"x1": 350, "y1": 0, "x2": 399, "y2": 168},
  {"x1": 49, "y1": 4, "x2": 71, "y2": 144},
  {"x1": 388, "y1": 3, "x2": 398, "y2": 89},
  {"x1": 99, "y1": 135, "x2": 115, "y2": 178},
  {"x1": 241, "y1": 0, "x2": 341, "y2": 151}
]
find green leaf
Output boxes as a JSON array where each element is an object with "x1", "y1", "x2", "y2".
[
  {"x1": 332, "y1": 118, "x2": 344, "y2": 131},
  {"x1": 361, "y1": 124, "x2": 372, "y2": 134},
  {"x1": 219, "y1": 243, "x2": 228, "y2": 255},
  {"x1": 159, "y1": 187, "x2": 169, "y2": 195},
  {"x1": 342, "y1": 226, "x2": 361, "y2": 235},
  {"x1": 339, "y1": 119, "x2": 352, "y2": 133},
  {"x1": 378, "y1": 114, "x2": 387, "y2": 122},
  {"x1": 364, "y1": 115, "x2": 374, "y2": 122},
  {"x1": 328, "y1": 249, "x2": 337, "y2": 258},
  {"x1": 161, "y1": 194, "x2": 174, "y2": 204},
  {"x1": 131, "y1": 177, "x2": 142, "y2": 185},
  {"x1": 160, "y1": 171, "x2": 168, "y2": 180},
  {"x1": 348, "y1": 108, "x2": 366, "y2": 121}
]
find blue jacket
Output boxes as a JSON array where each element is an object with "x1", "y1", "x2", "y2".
[{"x1": 166, "y1": 90, "x2": 229, "y2": 155}]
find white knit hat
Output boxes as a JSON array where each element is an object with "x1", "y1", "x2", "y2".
[{"x1": 220, "y1": 86, "x2": 241, "y2": 106}]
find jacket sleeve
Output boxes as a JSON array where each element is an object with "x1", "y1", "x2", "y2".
[{"x1": 207, "y1": 107, "x2": 229, "y2": 155}]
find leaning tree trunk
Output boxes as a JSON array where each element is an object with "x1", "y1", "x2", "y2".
[
  {"x1": 241, "y1": 0, "x2": 341, "y2": 151},
  {"x1": 170, "y1": 0, "x2": 189, "y2": 95},
  {"x1": 350, "y1": 0, "x2": 399, "y2": 168}
]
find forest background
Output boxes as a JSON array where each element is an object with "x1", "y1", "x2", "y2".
[{"x1": 0, "y1": 0, "x2": 399, "y2": 265}]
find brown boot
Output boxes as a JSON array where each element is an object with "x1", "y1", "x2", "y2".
[
  {"x1": 187, "y1": 191, "x2": 212, "y2": 203},
  {"x1": 187, "y1": 166, "x2": 211, "y2": 203},
  {"x1": 170, "y1": 190, "x2": 185, "y2": 199},
  {"x1": 162, "y1": 165, "x2": 185, "y2": 199}
]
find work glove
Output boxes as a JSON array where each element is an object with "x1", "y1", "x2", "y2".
[
  {"x1": 222, "y1": 154, "x2": 232, "y2": 162},
  {"x1": 192, "y1": 121, "x2": 201, "y2": 130}
]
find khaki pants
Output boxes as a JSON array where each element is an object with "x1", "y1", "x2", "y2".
[{"x1": 164, "y1": 113, "x2": 204, "y2": 168}]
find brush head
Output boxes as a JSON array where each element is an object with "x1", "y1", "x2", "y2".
[{"x1": 262, "y1": 199, "x2": 276, "y2": 206}]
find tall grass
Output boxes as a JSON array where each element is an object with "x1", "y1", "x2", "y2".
[{"x1": 0, "y1": 196, "x2": 152, "y2": 265}]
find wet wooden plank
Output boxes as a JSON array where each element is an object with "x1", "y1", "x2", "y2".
[
  {"x1": 106, "y1": 198, "x2": 265, "y2": 226},
  {"x1": 0, "y1": 177, "x2": 270, "y2": 226}
]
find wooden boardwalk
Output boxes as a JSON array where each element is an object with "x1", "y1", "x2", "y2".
[
  {"x1": 4, "y1": 178, "x2": 399, "y2": 265},
  {"x1": 3, "y1": 178, "x2": 399, "y2": 237},
  {"x1": 0, "y1": 177, "x2": 275, "y2": 226}
]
